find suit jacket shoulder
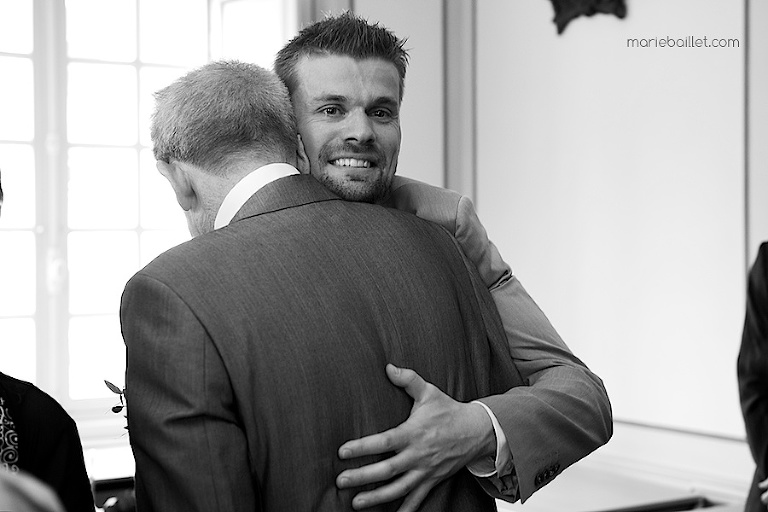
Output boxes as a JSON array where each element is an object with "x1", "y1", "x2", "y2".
[
  {"x1": 387, "y1": 176, "x2": 461, "y2": 233},
  {"x1": 386, "y1": 176, "x2": 512, "y2": 291}
]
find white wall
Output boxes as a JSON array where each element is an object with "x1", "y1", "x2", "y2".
[
  {"x1": 476, "y1": 0, "x2": 747, "y2": 439},
  {"x1": 748, "y1": 0, "x2": 768, "y2": 260}
]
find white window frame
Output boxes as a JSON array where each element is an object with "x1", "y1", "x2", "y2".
[{"x1": 1, "y1": 0, "x2": 302, "y2": 473}]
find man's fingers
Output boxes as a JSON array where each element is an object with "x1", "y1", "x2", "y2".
[
  {"x1": 760, "y1": 478, "x2": 768, "y2": 490},
  {"x1": 386, "y1": 364, "x2": 427, "y2": 401},
  {"x1": 396, "y1": 484, "x2": 432, "y2": 512},
  {"x1": 349, "y1": 470, "x2": 424, "y2": 510},
  {"x1": 339, "y1": 427, "x2": 407, "y2": 460},
  {"x1": 337, "y1": 450, "x2": 413, "y2": 489}
]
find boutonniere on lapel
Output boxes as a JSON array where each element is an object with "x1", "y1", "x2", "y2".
[{"x1": 105, "y1": 380, "x2": 128, "y2": 431}]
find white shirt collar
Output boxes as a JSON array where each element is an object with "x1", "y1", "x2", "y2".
[{"x1": 213, "y1": 163, "x2": 300, "y2": 230}]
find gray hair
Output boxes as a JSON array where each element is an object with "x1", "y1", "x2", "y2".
[{"x1": 151, "y1": 60, "x2": 297, "y2": 173}]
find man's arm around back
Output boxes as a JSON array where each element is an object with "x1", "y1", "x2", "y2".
[{"x1": 387, "y1": 176, "x2": 613, "y2": 501}]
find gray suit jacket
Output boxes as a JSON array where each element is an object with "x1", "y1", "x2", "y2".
[{"x1": 121, "y1": 175, "x2": 523, "y2": 511}]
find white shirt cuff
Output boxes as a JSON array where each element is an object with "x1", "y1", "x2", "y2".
[{"x1": 466, "y1": 400, "x2": 512, "y2": 478}]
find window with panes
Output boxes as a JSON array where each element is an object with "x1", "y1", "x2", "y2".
[{"x1": 0, "y1": 0, "x2": 295, "y2": 458}]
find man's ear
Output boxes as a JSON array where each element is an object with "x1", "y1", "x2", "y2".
[
  {"x1": 156, "y1": 160, "x2": 196, "y2": 211},
  {"x1": 296, "y1": 134, "x2": 310, "y2": 174}
]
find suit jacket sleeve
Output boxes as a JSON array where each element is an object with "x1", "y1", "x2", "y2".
[
  {"x1": 385, "y1": 178, "x2": 612, "y2": 502},
  {"x1": 739, "y1": 243, "x2": 768, "y2": 479},
  {"x1": 453, "y1": 195, "x2": 612, "y2": 502},
  {"x1": 121, "y1": 273, "x2": 257, "y2": 512}
]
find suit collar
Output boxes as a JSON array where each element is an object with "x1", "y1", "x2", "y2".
[
  {"x1": 214, "y1": 163, "x2": 299, "y2": 229},
  {"x1": 230, "y1": 174, "x2": 341, "y2": 224}
]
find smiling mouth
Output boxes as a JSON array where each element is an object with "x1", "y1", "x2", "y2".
[{"x1": 330, "y1": 158, "x2": 373, "y2": 168}]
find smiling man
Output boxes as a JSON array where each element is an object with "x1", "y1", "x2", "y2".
[
  {"x1": 291, "y1": 53, "x2": 401, "y2": 203},
  {"x1": 275, "y1": 12, "x2": 613, "y2": 511}
]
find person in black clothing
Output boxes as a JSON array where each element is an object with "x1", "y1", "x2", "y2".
[
  {"x1": 0, "y1": 172, "x2": 95, "y2": 512},
  {"x1": 0, "y1": 372, "x2": 95, "y2": 512},
  {"x1": 738, "y1": 242, "x2": 768, "y2": 512}
]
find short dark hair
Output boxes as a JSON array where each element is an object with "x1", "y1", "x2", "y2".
[
  {"x1": 275, "y1": 11, "x2": 409, "y2": 102},
  {"x1": 151, "y1": 60, "x2": 297, "y2": 174}
]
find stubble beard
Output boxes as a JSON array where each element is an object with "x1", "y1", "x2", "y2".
[
  {"x1": 315, "y1": 170, "x2": 390, "y2": 204},
  {"x1": 313, "y1": 143, "x2": 393, "y2": 204}
]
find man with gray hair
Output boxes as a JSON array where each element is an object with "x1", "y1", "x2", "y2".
[{"x1": 121, "y1": 60, "x2": 528, "y2": 510}]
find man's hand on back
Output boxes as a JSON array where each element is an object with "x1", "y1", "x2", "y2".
[{"x1": 336, "y1": 364, "x2": 496, "y2": 511}]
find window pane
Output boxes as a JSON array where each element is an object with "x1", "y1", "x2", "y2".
[
  {"x1": 68, "y1": 147, "x2": 138, "y2": 229},
  {"x1": 220, "y1": 0, "x2": 286, "y2": 68},
  {"x1": 66, "y1": 0, "x2": 137, "y2": 62},
  {"x1": 139, "y1": 66, "x2": 189, "y2": 147},
  {"x1": 139, "y1": 149, "x2": 187, "y2": 230},
  {"x1": 0, "y1": 0, "x2": 33, "y2": 54},
  {"x1": 140, "y1": 230, "x2": 189, "y2": 267},
  {"x1": 139, "y1": 0, "x2": 207, "y2": 66},
  {"x1": 0, "y1": 144, "x2": 36, "y2": 228},
  {"x1": 67, "y1": 63, "x2": 138, "y2": 145},
  {"x1": 68, "y1": 231, "x2": 139, "y2": 314},
  {"x1": 69, "y1": 315, "x2": 125, "y2": 400},
  {"x1": 0, "y1": 232, "x2": 36, "y2": 316},
  {"x1": 0, "y1": 57, "x2": 34, "y2": 141},
  {"x1": 0, "y1": 318, "x2": 36, "y2": 383}
]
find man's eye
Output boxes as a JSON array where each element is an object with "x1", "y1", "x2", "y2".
[
  {"x1": 322, "y1": 106, "x2": 341, "y2": 116},
  {"x1": 371, "y1": 109, "x2": 391, "y2": 119}
]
